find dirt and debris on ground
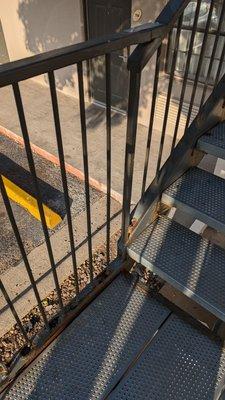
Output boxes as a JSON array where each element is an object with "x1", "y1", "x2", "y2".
[
  {"x1": 133, "y1": 264, "x2": 164, "y2": 293},
  {"x1": 0, "y1": 229, "x2": 163, "y2": 373},
  {"x1": 0, "y1": 232, "x2": 119, "y2": 368}
]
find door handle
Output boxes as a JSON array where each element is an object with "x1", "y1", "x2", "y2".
[
  {"x1": 118, "y1": 47, "x2": 129, "y2": 62},
  {"x1": 118, "y1": 55, "x2": 128, "y2": 62}
]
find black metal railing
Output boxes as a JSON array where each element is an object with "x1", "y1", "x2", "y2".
[
  {"x1": 0, "y1": 0, "x2": 225, "y2": 376},
  {"x1": 122, "y1": 0, "x2": 225, "y2": 243}
]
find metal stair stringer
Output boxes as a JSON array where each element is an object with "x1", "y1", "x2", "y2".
[{"x1": 125, "y1": 72, "x2": 225, "y2": 246}]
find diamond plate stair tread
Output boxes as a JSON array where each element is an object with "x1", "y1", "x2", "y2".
[
  {"x1": 127, "y1": 216, "x2": 225, "y2": 320},
  {"x1": 162, "y1": 167, "x2": 225, "y2": 233},
  {"x1": 108, "y1": 314, "x2": 225, "y2": 400},
  {"x1": 197, "y1": 122, "x2": 225, "y2": 159},
  {"x1": 3, "y1": 273, "x2": 169, "y2": 400}
]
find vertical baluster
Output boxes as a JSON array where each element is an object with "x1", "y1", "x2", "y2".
[
  {"x1": 214, "y1": 38, "x2": 225, "y2": 86},
  {"x1": 185, "y1": 0, "x2": 216, "y2": 129},
  {"x1": 122, "y1": 70, "x2": 141, "y2": 243},
  {"x1": 141, "y1": 45, "x2": 162, "y2": 195},
  {"x1": 0, "y1": 280, "x2": 31, "y2": 345},
  {"x1": 105, "y1": 53, "x2": 111, "y2": 266},
  {"x1": 199, "y1": 1, "x2": 225, "y2": 108},
  {"x1": 165, "y1": 31, "x2": 172, "y2": 73},
  {"x1": 171, "y1": 0, "x2": 202, "y2": 150},
  {"x1": 0, "y1": 175, "x2": 49, "y2": 329},
  {"x1": 77, "y1": 61, "x2": 93, "y2": 282},
  {"x1": 156, "y1": 14, "x2": 183, "y2": 174},
  {"x1": 48, "y1": 71, "x2": 79, "y2": 296},
  {"x1": 12, "y1": 83, "x2": 64, "y2": 312}
]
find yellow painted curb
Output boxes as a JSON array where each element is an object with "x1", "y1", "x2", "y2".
[{"x1": 2, "y1": 175, "x2": 62, "y2": 229}]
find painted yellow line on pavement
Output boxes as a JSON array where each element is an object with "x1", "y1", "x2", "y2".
[{"x1": 2, "y1": 175, "x2": 62, "y2": 229}]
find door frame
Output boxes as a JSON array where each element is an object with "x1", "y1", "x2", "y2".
[{"x1": 83, "y1": 0, "x2": 132, "y2": 109}]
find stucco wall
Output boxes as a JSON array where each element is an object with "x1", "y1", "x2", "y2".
[
  {"x1": 0, "y1": 0, "x2": 210, "y2": 129},
  {"x1": 0, "y1": 0, "x2": 169, "y2": 123},
  {"x1": 0, "y1": 0, "x2": 85, "y2": 96}
]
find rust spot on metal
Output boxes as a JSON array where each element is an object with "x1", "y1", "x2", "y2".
[{"x1": 128, "y1": 218, "x2": 138, "y2": 237}]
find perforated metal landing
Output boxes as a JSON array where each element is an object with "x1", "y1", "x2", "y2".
[
  {"x1": 3, "y1": 274, "x2": 169, "y2": 400},
  {"x1": 162, "y1": 167, "x2": 225, "y2": 234},
  {"x1": 127, "y1": 216, "x2": 225, "y2": 320},
  {"x1": 197, "y1": 122, "x2": 225, "y2": 159},
  {"x1": 108, "y1": 314, "x2": 225, "y2": 400}
]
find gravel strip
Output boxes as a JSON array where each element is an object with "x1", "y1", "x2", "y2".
[
  {"x1": 0, "y1": 232, "x2": 163, "y2": 379},
  {"x1": 0, "y1": 232, "x2": 119, "y2": 370}
]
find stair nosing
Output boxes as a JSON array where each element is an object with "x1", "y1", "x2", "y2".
[
  {"x1": 162, "y1": 191, "x2": 225, "y2": 234},
  {"x1": 127, "y1": 245, "x2": 225, "y2": 321},
  {"x1": 197, "y1": 137, "x2": 225, "y2": 159},
  {"x1": 127, "y1": 216, "x2": 225, "y2": 322},
  {"x1": 161, "y1": 167, "x2": 225, "y2": 235}
]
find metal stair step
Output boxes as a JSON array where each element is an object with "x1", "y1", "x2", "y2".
[
  {"x1": 3, "y1": 273, "x2": 170, "y2": 400},
  {"x1": 127, "y1": 216, "x2": 225, "y2": 320},
  {"x1": 109, "y1": 314, "x2": 225, "y2": 400},
  {"x1": 197, "y1": 122, "x2": 225, "y2": 159},
  {"x1": 162, "y1": 167, "x2": 225, "y2": 234}
]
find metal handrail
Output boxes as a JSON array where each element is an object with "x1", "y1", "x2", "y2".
[
  {"x1": 121, "y1": 0, "x2": 191, "y2": 243},
  {"x1": 1, "y1": 0, "x2": 225, "y2": 376},
  {"x1": 126, "y1": 70, "x2": 225, "y2": 244},
  {"x1": 0, "y1": 22, "x2": 163, "y2": 88},
  {"x1": 121, "y1": 0, "x2": 225, "y2": 244},
  {"x1": 0, "y1": 0, "x2": 189, "y2": 88}
]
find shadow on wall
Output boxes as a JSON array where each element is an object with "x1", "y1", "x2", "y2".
[
  {"x1": 17, "y1": 0, "x2": 83, "y2": 90},
  {"x1": 17, "y1": 0, "x2": 191, "y2": 134}
]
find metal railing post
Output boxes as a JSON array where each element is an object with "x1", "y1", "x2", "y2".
[
  {"x1": 121, "y1": 70, "x2": 141, "y2": 244},
  {"x1": 77, "y1": 61, "x2": 94, "y2": 283},
  {"x1": 105, "y1": 53, "x2": 112, "y2": 266}
]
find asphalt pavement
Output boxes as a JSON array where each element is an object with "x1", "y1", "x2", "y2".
[{"x1": 0, "y1": 133, "x2": 103, "y2": 273}]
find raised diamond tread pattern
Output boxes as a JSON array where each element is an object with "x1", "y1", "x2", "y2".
[
  {"x1": 127, "y1": 216, "x2": 225, "y2": 320},
  {"x1": 109, "y1": 314, "x2": 225, "y2": 400},
  {"x1": 3, "y1": 274, "x2": 169, "y2": 400},
  {"x1": 162, "y1": 167, "x2": 225, "y2": 233},
  {"x1": 197, "y1": 122, "x2": 225, "y2": 159}
]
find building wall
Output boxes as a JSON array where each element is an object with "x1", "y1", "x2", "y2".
[
  {"x1": 0, "y1": 0, "x2": 86, "y2": 97},
  {"x1": 0, "y1": 0, "x2": 212, "y2": 130}
]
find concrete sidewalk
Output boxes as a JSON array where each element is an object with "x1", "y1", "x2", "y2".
[{"x1": 0, "y1": 79, "x2": 179, "y2": 204}]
